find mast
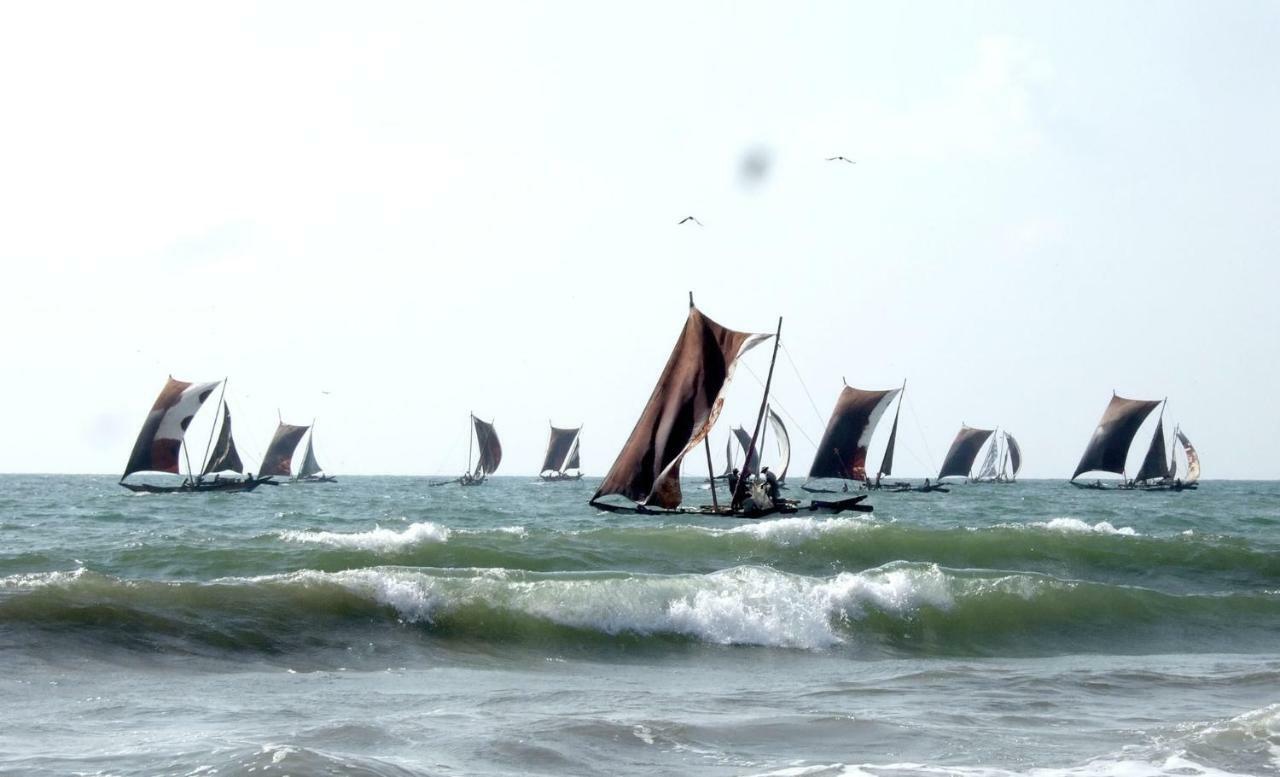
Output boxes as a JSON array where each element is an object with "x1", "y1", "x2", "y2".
[
  {"x1": 198, "y1": 378, "x2": 228, "y2": 479},
  {"x1": 730, "y1": 317, "x2": 782, "y2": 512},
  {"x1": 704, "y1": 437, "x2": 719, "y2": 510},
  {"x1": 467, "y1": 413, "x2": 474, "y2": 475}
]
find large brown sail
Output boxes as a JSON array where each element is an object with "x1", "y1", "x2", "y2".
[
  {"x1": 808, "y1": 386, "x2": 900, "y2": 482},
  {"x1": 122, "y1": 377, "x2": 220, "y2": 479},
  {"x1": 260, "y1": 422, "x2": 310, "y2": 477},
  {"x1": 1005, "y1": 433, "x2": 1023, "y2": 477},
  {"x1": 541, "y1": 426, "x2": 581, "y2": 474},
  {"x1": 472, "y1": 416, "x2": 503, "y2": 476},
  {"x1": 938, "y1": 426, "x2": 995, "y2": 480},
  {"x1": 1072, "y1": 395, "x2": 1162, "y2": 480},
  {"x1": 591, "y1": 305, "x2": 768, "y2": 509},
  {"x1": 1135, "y1": 417, "x2": 1170, "y2": 483},
  {"x1": 201, "y1": 403, "x2": 244, "y2": 476}
]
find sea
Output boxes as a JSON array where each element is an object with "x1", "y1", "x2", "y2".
[{"x1": 1, "y1": 475, "x2": 1277, "y2": 777}]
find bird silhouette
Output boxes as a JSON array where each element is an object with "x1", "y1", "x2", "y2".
[
  {"x1": 826, "y1": 156, "x2": 856, "y2": 164},
  {"x1": 678, "y1": 216, "x2": 703, "y2": 226}
]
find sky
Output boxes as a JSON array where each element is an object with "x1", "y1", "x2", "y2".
[{"x1": 1, "y1": 1, "x2": 1277, "y2": 478}]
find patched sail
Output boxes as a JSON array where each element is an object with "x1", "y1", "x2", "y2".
[
  {"x1": 201, "y1": 403, "x2": 244, "y2": 476},
  {"x1": 938, "y1": 426, "x2": 996, "y2": 480},
  {"x1": 1135, "y1": 417, "x2": 1170, "y2": 483},
  {"x1": 768, "y1": 407, "x2": 791, "y2": 483},
  {"x1": 975, "y1": 435, "x2": 1000, "y2": 480},
  {"x1": 732, "y1": 425, "x2": 761, "y2": 476},
  {"x1": 541, "y1": 426, "x2": 581, "y2": 474},
  {"x1": 472, "y1": 416, "x2": 503, "y2": 476},
  {"x1": 1177, "y1": 430, "x2": 1201, "y2": 482},
  {"x1": 1005, "y1": 433, "x2": 1023, "y2": 477},
  {"x1": 298, "y1": 432, "x2": 324, "y2": 478},
  {"x1": 122, "y1": 377, "x2": 220, "y2": 478},
  {"x1": 260, "y1": 422, "x2": 310, "y2": 478},
  {"x1": 809, "y1": 387, "x2": 900, "y2": 482},
  {"x1": 591, "y1": 305, "x2": 769, "y2": 509},
  {"x1": 1072, "y1": 395, "x2": 1162, "y2": 480}
]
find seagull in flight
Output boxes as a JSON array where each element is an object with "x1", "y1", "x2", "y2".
[
  {"x1": 678, "y1": 216, "x2": 703, "y2": 226},
  {"x1": 826, "y1": 156, "x2": 856, "y2": 164}
]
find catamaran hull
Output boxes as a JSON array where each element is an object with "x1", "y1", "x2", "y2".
[
  {"x1": 590, "y1": 495, "x2": 871, "y2": 519},
  {"x1": 120, "y1": 477, "x2": 272, "y2": 494},
  {"x1": 539, "y1": 473, "x2": 584, "y2": 482},
  {"x1": 293, "y1": 475, "x2": 337, "y2": 484}
]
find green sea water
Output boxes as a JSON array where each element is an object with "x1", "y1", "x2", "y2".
[{"x1": 1, "y1": 475, "x2": 1277, "y2": 776}]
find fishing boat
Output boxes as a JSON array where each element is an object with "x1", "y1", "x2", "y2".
[
  {"x1": 433, "y1": 414, "x2": 502, "y2": 486},
  {"x1": 1070, "y1": 393, "x2": 1199, "y2": 490},
  {"x1": 936, "y1": 425, "x2": 995, "y2": 486},
  {"x1": 802, "y1": 380, "x2": 920, "y2": 492},
  {"x1": 588, "y1": 295, "x2": 869, "y2": 518},
  {"x1": 120, "y1": 377, "x2": 270, "y2": 493},
  {"x1": 258, "y1": 419, "x2": 336, "y2": 483},
  {"x1": 539, "y1": 424, "x2": 583, "y2": 481},
  {"x1": 969, "y1": 430, "x2": 1023, "y2": 483}
]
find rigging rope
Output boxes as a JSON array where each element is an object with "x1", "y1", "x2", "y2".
[{"x1": 780, "y1": 343, "x2": 829, "y2": 429}]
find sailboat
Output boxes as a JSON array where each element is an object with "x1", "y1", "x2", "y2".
[
  {"x1": 258, "y1": 419, "x2": 336, "y2": 483},
  {"x1": 802, "y1": 380, "x2": 919, "y2": 492},
  {"x1": 721, "y1": 409, "x2": 790, "y2": 485},
  {"x1": 120, "y1": 376, "x2": 270, "y2": 493},
  {"x1": 937, "y1": 425, "x2": 995, "y2": 484},
  {"x1": 539, "y1": 424, "x2": 583, "y2": 481},
  {"x1": 970, "y1": 431, "x2": 1022, "y2": 483},
  {"x1": 1070, "y1": 393, "x2": 1199, "y2": 490},
  {"x1": 588, "y1": 295, "x2": 869, "y2": 517},
  {"x1": 432, "y1": 414, "x2": 502, "y2": 486}
]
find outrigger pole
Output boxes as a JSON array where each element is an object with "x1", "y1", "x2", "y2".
[{"x1": 730, "y1": 316, "x2": 783, "y2": 514}]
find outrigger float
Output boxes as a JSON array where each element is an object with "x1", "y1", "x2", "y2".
[{"x1": 588, "y1": 294, "x2": 870, "y2": 519}]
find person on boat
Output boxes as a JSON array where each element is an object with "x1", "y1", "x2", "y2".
[
  {"x1": 727, "y1": 468, "x2": 740, "y2": 497},
  {"x1": 762, "y1": 467, "x2": 780, "y2": 501}
]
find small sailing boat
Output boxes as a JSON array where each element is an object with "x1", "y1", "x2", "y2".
[
  {"x1": 120, "y1": 377, "x2": 269, "y2": 493},
  {"x1": 937, "y1": 425, "x2": 995, "y2": 485},
  {"x1": 970, "y1": 431, "x2": 1022, "y2": 483},
  {"x1": 589, "y1": 295, "x2": 868, "y2": 518},
  {"x1": 259, "y1": 418, "x2": 336, "y2": 483},
  {"x1": 539, "y1": 424, "x2": 583, "y2": 481},
  {"x1": 432, "y1": 414, "x2": 502, "y2": 486},
  {"x1": 721, "y1": 408, "x2": 790, "y2": 485},
  {"x1": 803, "y1": 380, "x2": 919, "y2": 492},
  {"x1": 1070, "y1": 393, "x2": 1199, "y2": 491}
]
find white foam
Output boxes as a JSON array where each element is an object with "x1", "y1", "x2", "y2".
[
  {"x1": 721, "y1": 515, "x2": 875, "y2": 543},
  {"x1": 1035, "y1": 517, "x2": 1137, "y2": 536},
  {"x1": 278, "y1": 522, "x2": 450, "y2": 551},
  {"x1": 0, "y1": 568, "x2": 87, "y2": 590},
  {"x1": 744, "y1": 753, "x2": 1258, "y2": 777}
]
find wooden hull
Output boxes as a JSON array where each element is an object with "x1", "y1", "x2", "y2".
[
  {"x1": 540, "y1": 473, "x2": 584, "y2": 482},
  {"x1": 590, "y1": 494, "x2": 871, "y2": 519},
  {"x1": 120, "y1": 477, "x2": 272, "y2": 494},
  {"x1": 1072, "y1": 480, "x2": 1197, "y2": 492},
  {"x1": 293, "y1": 475, "x2": 337, "y2": 484}
]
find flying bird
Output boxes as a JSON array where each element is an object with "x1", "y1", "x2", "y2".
[
  {"x1": 826, "y1": 156, "x2": 856, "y2": 164},
  {"x1": 678, "y1": 216, "x2": 703, "y2": 226}
]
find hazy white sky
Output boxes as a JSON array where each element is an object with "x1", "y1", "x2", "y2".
[{"x1": 2, "y1": 1, "x2": 1277, "y2": 478}]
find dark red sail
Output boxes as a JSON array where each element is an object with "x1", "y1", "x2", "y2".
[
  {"x1": 807, "y1": 386, "x2": 900, "y2": 482},
  {"x1": 1135, "y1": 417, "x2": 1170, "y2": 483},
  {"x1": 122, "y1": 377, "x2": 220, "y2": 479},
  {"x1": 541, "y1": 426, "x2": 581, "y2": 474},
  {"x1": 938, "y1": 426, "x2": 996, "y2": 480},
  {"x1": 201, "y1": 403, "x2": 244, "y2": 475},
  {"x1": 260, "y1": 422, "x2": 310, "y2": 477},
  {"x1": 591, "y1": 306, "x2": 768, "y2": 509},
  {"x1": 472, "y1": 416, "x2": 503, "y2": 476},
  {"x1": 1072, "y1": 395, "x2": 1162, "y2": 480}
]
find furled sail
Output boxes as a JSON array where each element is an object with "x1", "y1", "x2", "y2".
[
  {"x1": 808, "y1": 386, "x2": 901, "y2": 482},
  {"x1": 938, "y1": 426, "x2": 996, "y2": 480},
  {"x1": 1177, "y1": 430, "x2": 1200, "y2": 482},
  {"x1": 767, "y1": 407, "x2": 791, "y2": 483},
  {"x1": 472, "y1": 416, "x2": 503, "y2": 476},
  {"x1": 201, "y1": 403, "x2": 244, "y2": 476},
  {"x1": 541, "y1": 426, "x2": 581, "y2": 474},
  {"x1": 122, "y1": 377, "x2": 220, "y2": 479},
  {"x1": 1135, "y1": 417, "x2": 1170, "y2": 483},
  {"x1": 732, "y1": 425, "x2": 761, "y2": 476},
  {"x1": 591, "y1": 305, "x2": 769, "y2": 509},
  {"x1": 297, "y1": 431, "x2": 324, "y2": 478},
  {"x1": 1005, "y1": 433, "x2": 1023, "y2": 477},
  {"x1": 975, "y1": 435, "x2": 1000, "y2": 480},
  {"x1": 1072, "y1": 395, "x2": 1162, "y2": 480},
  {"x1": 260, "y1": 422, "x2": 310, "y2": 478}
]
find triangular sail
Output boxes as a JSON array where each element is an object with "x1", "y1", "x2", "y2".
[
  {"x1": 472, "y1": 416, "x2": 503, "y2": 476},
  {"x1": 732, "y1": 425, "x2": 761, "y2": 476},
  {"x1": 975, "y1": 435, "x2": 1000, "y2": 480},
  {"x1": 122, "y1": 377, "x2": 220, "y2": 478},
  {"x1": 564, "y1": 434, "x2": 581, "y2": 472},
  {"x1": 1177, "y1": 430, "x2": 1200, "y2": 482},
  {"x1": 767, "y1": 407, "x2": 791, "y2": 483},
  {"x1": 721, "y1": 435, "x2": 737, "y2": 476},
  {"x1": 877, "y1": 393, "x2": 902, "y2": 479},
  {"x1": 1005, "y1": 433, "x2": 1022, "y2": 477},
  {"x1": 591, "y1": 305, "x2": 769, "y2": 509},
  {"x1": 541, "y1": 426, "x2": 581, "y2": 474},
  {"x1": 1072, "y1": 395, "x2": 1162, "y2": 480},
  {"x1": 808, "y1": 386, "x2": 901, "y2": 482},
  {"x1": 1136, "y1": 417, "x2": 1170, "y2": 483},
  {"x1": 201, "y1": 403, "x2": 244, "y2": 476},
  {"x1": 260, "y1": 422, "x2": 310, "y2": 478},
  {"x1": 298, "y1": 431, "x2": 324, "y2": 478},
  {"x1": 938, "y1": 426, "x2": 995, "y2": 480}
]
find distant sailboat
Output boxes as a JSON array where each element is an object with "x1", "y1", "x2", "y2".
[
  {"x1": 589, "y1": 295, "x2": 869, "y2": 517},
  {"x1": 540, "y1": 424, "x2": 583, "y2": 481},
  {"x1": 936, "y1": 425, "x2": 995, "y2": 485},
  {"x1": 1070, "y1": 393, "x2": 1198, "y2": 490},
  {"x1": 457, "y1": 414, "x2": 501, "y2": 486},
  {"x1": 120, "y1": 377, "x2": 269, "y2": 493},
  {"x1": 767, "y1": 407, "x2": 791, "y2": 485},
  {"x1": 263, "y1": 420, "x2": 337, "y2": 483},
  {"x1": 970, "y1": 430, "x2": 1022, "y2": 484},
  {"x1": 723, "y1": 408, "x2": 790, "y2": 484},
  {"x1": 803, "y1": 381, "x2": 911, "y2": 492}
]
